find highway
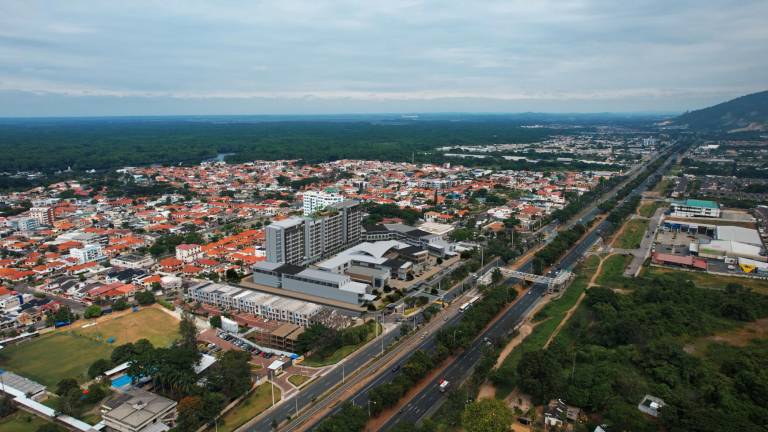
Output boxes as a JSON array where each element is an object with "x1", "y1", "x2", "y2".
[
  {"x1": 245, "y1": 150, "x2": 675, "y2": 432},
  {"x1": 378, "y1": 151, "x2": 676, "y2": 430}
]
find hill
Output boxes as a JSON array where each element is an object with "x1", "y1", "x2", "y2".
[{"x1": 675, "y1": 90, "x2": 768, "y2": 132}]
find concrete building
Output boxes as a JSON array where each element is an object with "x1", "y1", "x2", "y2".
[
  {"x1": 70, "y1": 244, "x2": 106, "y2": 264},
  {"x1": 175, "y1": 244, "x2": 202, "y2": 263},
  {"x1": 252, "y1": 261, "x2": 375, "y2": 306},
  {"x1": 101, "y1": 389, "x2": 177, "y2": 432},
  {"x1": 302, "y1": 190, "x2": 344, "y2": 216},
  {"x1": 266, "y1": 201, "x2": 362, "y2": 265},
  {"x1": 111, "y1": 254, "x2": 156, "y2": 269},
  {"x1": 315, "y1": 240, "x2": 429, "y2": 286},
  {"x1": 187, "y1": 282, "x2": 322, "y2": 326},
  {"x1": 6, "y1": 217, "x2": 39, "y2": 232},
  {"x1": 29, "y1": 207, "x2": 54, "y2": 226},
  {"x1": 671, "y1": 199, "x2": 721, "y2": 218}
]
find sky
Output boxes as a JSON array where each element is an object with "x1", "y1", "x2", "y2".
[{"x1": 1, "y1": 0, "x2": 767, "y2": 116}]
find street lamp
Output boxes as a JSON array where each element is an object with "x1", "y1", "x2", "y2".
[{"x1": 368, "y1": 400, "x2": 376, "y2": 417}]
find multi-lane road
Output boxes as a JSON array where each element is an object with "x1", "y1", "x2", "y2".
[
  {"x1": 242, "y1": 150, "x2": 675, "y2": 432},
  {"x1": 378, "y1": 151, "x2": 676, "y2": 430}
]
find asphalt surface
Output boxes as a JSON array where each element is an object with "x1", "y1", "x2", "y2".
[
  {"x1": 251, "y1": 150, "x2": 675, "y2": 432},
  {"x1": 377, "y1": 152, "x2": 676, "y2": 430}
]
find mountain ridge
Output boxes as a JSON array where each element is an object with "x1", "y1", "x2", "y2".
[{"x1": 675, "y1": 90, "x2": 768, "y2": 132}]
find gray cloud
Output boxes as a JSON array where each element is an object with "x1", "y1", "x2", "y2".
[{"x1": 0, "y1": 0, "x2": 766, "y2": 115}]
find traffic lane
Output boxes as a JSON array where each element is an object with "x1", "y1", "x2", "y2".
[
  {"x1": 248, "y1": 327, "x2": 403, "y2": 431},
  {"x1": 383, "y1": 284, "x2": 548, "y2": 429}
]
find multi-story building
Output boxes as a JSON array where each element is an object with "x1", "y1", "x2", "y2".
[
  {"x1": 29, "y1": 207, "x2": 54, "y2": 226},
  {"x1": 266, "y1": 200, "x2": 362, "y2": 265},
  {"x1": 187, "y1": 282, "x2": 322, "y2": 326},
  {"x1": 252, "y1": 261, "x2": 375, "y2": 306},
  {"x1": 70, "y1": 244, "x2": 106, "y2": 264},
  {"x1": 670, "y1": 199, "x2": 721, "y2": 218},
  {"x1": 6, "y1": 217, "x2": 39, "y2": 232},
  {"x1": 302, "y1": 191, "x2": 344, "y2": 216},
  {"x1": 175, "y1": 244, "x2": 202, "y2": 263}
]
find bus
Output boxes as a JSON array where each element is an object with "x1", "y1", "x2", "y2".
[{"x1": 459, "y1": 295, "x2": 480, "y2": 312}]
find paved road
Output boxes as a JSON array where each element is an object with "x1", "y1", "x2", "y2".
[
  {"x1": 257, "y1": 149, "x2": 676, "y2": 432},
  {"x1": 378, "y1": 151, "x2": 677, "y2": 430}
]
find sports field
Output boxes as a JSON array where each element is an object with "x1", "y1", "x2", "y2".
[
  {"x1": 0, "y1": 307, "x2": 179, "y2": 387},
  {"x1": 74, "y1": 307, "x2": 180, "y2": 347}
]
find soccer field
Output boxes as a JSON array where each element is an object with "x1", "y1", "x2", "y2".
[{"x1": 0, "y1": 307, "x2": 179, "y2": 387}]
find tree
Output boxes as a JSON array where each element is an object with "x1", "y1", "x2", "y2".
[
  {"x1": 56, "y1": 378, "x2": 79, "y2": 397},
  {"x1": 461, "y1": 399, "x2": 514, "y2": 432},
  {"x1": 207, "y1": 350, "x2": 252, "y2": 399},
  {"x1": 83, "y1": 305, "x2": 102, "y2": 319},
  {"x1": 178, "y1": 312, "x2": 199, "y2": 355},
  {"x1": 111, "y1": 343, "x2": 136, "y2": 364},
  {"x1": 516, "y1": 350, "x2": 563, "y2": 404},
  {"x1": 88, "y1": 358, "x2": 113, "y2": 379},
  {"x1": 0, "y1": 396, "x2": 15, "y2": 417},
  {"x1": 113, "y1": 299, "x2": 130, "y2": 311},
  {"x1": 176, "y1": 396, "x2": 203, "y2": 431},
  {"x1": 491, "y1": 268, "x2": 503, "y2": 284},
  {"x1": 135, "y1": 290, "x2": 156, "y2": 306},
  {"x1": 84, "y1": 383, "x2": 106, "y2": 404},
  {"x1": 209, "y1": 315, "x2": 222, "y2": 329}
]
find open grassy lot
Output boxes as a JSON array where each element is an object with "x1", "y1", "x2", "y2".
[
  {"x1": 644, "y1": 266, "x2": 768, "y2": 295},
  {"x1": 301, "y1": 323, "x2": 381, "y2": 367},
  {"x1": 288, "y1": 374, "x2": 311, "y2": 387},
  {"x1": 496, "y1": 256, "x2": 600, "y2": 398},
  {"x1": 613, "y1": 219, "x2": 648, "y2": 249},
  {"x1": 0, "y1": 308, "x2": 179, "y2": 387},
  {"x1": 596, "y1": 254, "x2": 633, "y2": 287},
  {"x1": 0, "y1": 411, "x2": 51, "y2": 432},
  {"x1": 638, "y1": 202, "x2": 661, "y2": 218},
  {"x1": 215, "y1": 383, "x2": 280, "y2": 432},
  {"x1": 74, "y1": 307, "x2": 180, "y2": 347}
]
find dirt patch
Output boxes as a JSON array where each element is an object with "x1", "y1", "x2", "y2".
[
  {"x1": 685, "y1": 318, "x2": 768, "y2": 356},
  {"x1": 709, "y1": 318, "x2": 768, "y2": 347}
]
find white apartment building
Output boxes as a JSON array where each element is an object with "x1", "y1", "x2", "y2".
[
  {"x1": 187, "y1": 283, "x2": 322, "y2": 326},
  {"x1": 70, "y1": 244, "x2": 106, "y2": 264},
  {"x1": 303, "y1": 191, "x2": 344, "y2": 216},
  {"x1": 175, "y1": 244, "x2": 202, "y2": 263},
  {"x1": 7, "y1": 217, "x2": 39, "y2": 232},
  {"x1": 29, "y1": 207, "x2": 54, "y2": 226}
]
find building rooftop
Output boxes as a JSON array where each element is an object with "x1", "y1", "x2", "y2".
[
  {"x1": 103, "y1": 389, "x2": 176, "y2": 430},
  {"x1": 673, "y1": 199, "x2": 719, "y2": 209}
]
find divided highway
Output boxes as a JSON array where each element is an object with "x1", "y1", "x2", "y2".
[{"x1": 243, "y1": 150, "x2": 675, "y2": 432}]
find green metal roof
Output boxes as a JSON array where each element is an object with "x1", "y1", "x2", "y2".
[{"x1": 673, "y1": 199, "x2": 719, "y2": 209}]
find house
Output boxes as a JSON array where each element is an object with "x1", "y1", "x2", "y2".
[
  {"x1": 175, "y1": 244, "x2": 202, "y2": 263},
  {"x1": 101, "y1": 388, "x2": 177, "y2": 432}
]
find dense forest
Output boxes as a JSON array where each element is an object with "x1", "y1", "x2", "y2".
[
  {"x1": 509, "y1": 276, "x2": 768, "y2": 432},
  {"x1": 0, "y1": 118, "x2": 557, "y2": 172}
]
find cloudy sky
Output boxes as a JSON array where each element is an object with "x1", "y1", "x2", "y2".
[{"x1": 1, "y1": 0, "x2": 766, "y2": 116}]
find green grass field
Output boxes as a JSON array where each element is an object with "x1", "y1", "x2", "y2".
[
  {"x1": 74, "y1": 307, "x2": 180, "y2": 347},
  {"x1": 638, "y1": 202, "x2": 661, "y2": 218},
  {"x1": 614, "y1": 219, "x2": 649, "y2": 249},
  {"x1": 288, "y1": 374, "x2": 311, "y2": 387},
  {"x1": 496, "y1": 256, "x2": 600, "y2": 398},
  {"x1": 596, "y1": 254, "x2": 633, "y2": 287},
  {"x1": 0, "y1": 412, "x2": 51, "y2": 432},
  {"x1": 0, "y1": 308, "x2": 179, "y2": 387},
  {"x1": 215, "y1": 383, "x2": 280, "y2": 432},
  {"x1": 644, "y1": 266, "x2": 768, "y2": 295}
]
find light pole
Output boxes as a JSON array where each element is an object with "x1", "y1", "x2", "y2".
[
  {"x1": 295, "y1": 391, "x2": 299, "y2": 418},
  {"x1": 342, "y1": 363, "x2": 345, "y2": 384},
  {"x1": 368, "y1": 400, "x2": 376, "y2": 417}
]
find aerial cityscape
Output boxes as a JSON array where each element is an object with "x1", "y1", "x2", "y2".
[{"x1": 1, "y1": 2, "x2": 767, "y2": 432}]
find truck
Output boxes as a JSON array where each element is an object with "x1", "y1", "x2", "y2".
[{"x1": 439, "y1": 379, "x2": 450, "y2": 393}]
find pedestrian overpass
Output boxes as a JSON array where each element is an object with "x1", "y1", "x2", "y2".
[{"x1": 499, "y1": 268, "x2": 574, "y2": 290}]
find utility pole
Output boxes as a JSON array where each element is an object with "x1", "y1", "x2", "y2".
[{"x1": 270, "y1": 379, "x2": 275, "y2": 406}]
